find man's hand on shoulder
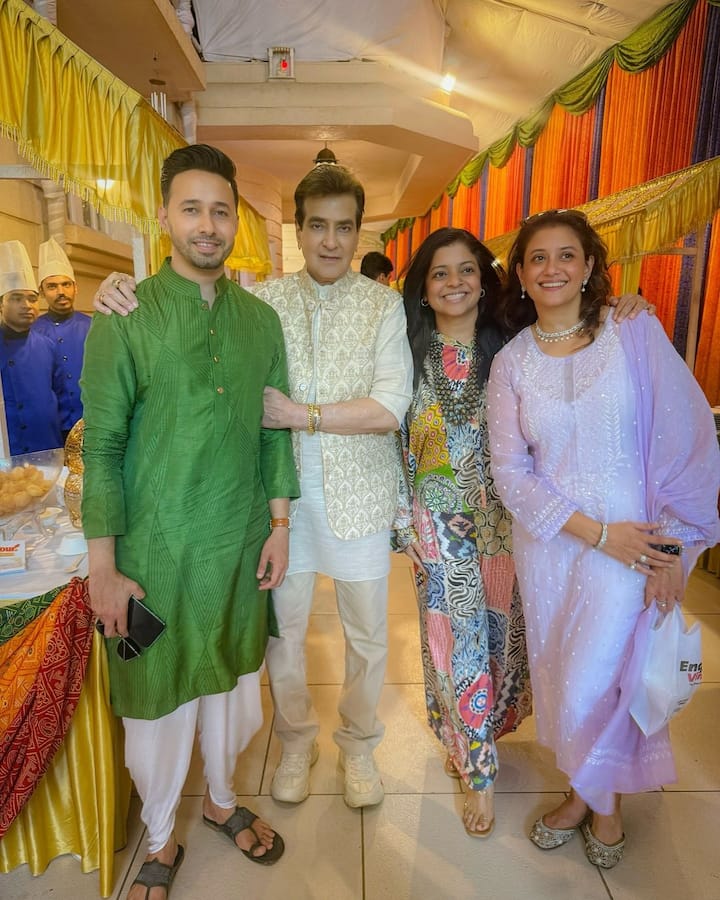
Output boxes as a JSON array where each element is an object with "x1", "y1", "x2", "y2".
[{"x1": 94, "y1": 272, "x2": 138, "y2": 316}]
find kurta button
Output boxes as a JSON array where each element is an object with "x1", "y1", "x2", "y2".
[
  {"x1": 210, "y1": 328, "x2": 216, "y2": 336},
  {"x1": 8, "y1": 359, "x2": 14, "y2": 367},
  {"x1": 63, "y1": 355, "x2": 68, "y2": 361},
  {"x1": 66, "y1": 373, "x2": 72, "y2": 379},
  {"x1": 213, "y1": 355, "x2": 219, "y2": 363},
  {"x1": 201, "y1": 302, "x2": 209, "y2": 311},
  {"x1": 298, "y1": 382, "x2": 307, "y2": 391},
  {"x1": 58, "y1": 337, "x2": 64, "y2": 343},
  {"x1": 216, "y1": 386, "x2": 224, "y2": 394}
]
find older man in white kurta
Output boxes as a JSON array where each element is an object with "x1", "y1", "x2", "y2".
[{"x1": 257, "y1": 165, "x2": 412, "y2": 808}]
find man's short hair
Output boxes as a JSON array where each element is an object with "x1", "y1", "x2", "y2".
[
  {"x1": 360, "y1": 252, "x2": 394, "y2": 281},
  {"x1": 160, "y1": 144, "x2": 239, "y2": 209},
  {"x1": 294, "y1": 165, "x2": 365, "y2": 229}
]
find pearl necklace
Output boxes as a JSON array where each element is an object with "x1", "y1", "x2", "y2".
[{"x1": 533, "y1": 319, "x2": 585, "y2": 343}]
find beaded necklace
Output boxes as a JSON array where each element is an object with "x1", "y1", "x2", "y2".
[
  {"x1": 428, "y1": 336, "x2": 480, "y2": 426},
  {"x1": 533, "y1": 319, "x2": 585, "y2": 342}
]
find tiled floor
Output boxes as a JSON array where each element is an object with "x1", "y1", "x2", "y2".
[{"x1": 4, "y1": 558, "x2": 720, "y2": 899}]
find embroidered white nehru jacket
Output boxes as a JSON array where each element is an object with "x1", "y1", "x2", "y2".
[{"x1": 253, "y1": 269, "x2": 412, "y2": 540}]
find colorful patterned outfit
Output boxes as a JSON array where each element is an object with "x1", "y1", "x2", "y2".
[{"x1": 394, "y1": 334, "x2": 531, "y2": 790}]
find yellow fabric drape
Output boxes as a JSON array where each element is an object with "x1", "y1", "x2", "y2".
[
  {"x1": 0, "y1": 0, "x2": 182, "y2": 232},
  {"x1": 0, "y1": 631, "x2": 130, "y2": 898},
  {"x1": 0, "y1": 0, "x2": 272, "y2": 275},
  {"x1": 484, "y1": 156, "x2": 720, "y2": 269}
]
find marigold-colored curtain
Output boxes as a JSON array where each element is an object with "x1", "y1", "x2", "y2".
[
  {"x1": 694, "y1": 209, "x2": 720, "y2": 404},
  {"x1": 529, "y1": 105, "x2": 597, "y2": 214},
  {"x1": 598, "y1": 2, "x2": 707, "y2": 197}
]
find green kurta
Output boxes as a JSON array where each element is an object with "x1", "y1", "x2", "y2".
[{"x1": 81, "y1": 261, "x2": 299, "y2": 719}]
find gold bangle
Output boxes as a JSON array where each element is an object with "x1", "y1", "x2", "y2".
[
  {"x1": 270, "y1": 517, "x2": 290, "y2": 529},
  {"x1": 307, "y1": 403, "x2": 321, "y2": 434}
]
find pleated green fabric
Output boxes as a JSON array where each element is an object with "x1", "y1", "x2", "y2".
[{"x1": 81, "y1": 262, "x2": 299, "y2": 719}]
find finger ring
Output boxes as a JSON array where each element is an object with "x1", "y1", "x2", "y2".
[
  {"x1": 112, "y1": 277, "x2": 123, "y2": 289},
  {"x1": 629, "y1": 562, "x2": 637, "y2": 570},
  {"x1": 639, "y1": 554, "x2": 648, "y2": 564},
  {"x1": 658, "y1": 600, "x2": 668, "y2": 608},
  {"x1": 98, "y1": 290, "x2": 105, "y2": 301}
]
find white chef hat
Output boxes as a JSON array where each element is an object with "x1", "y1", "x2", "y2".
[
  {"x1": 38, "y1": 237, "x2": 75, "y2": 285},
  {"x1": 0, "y1": 240, "x2": 38, "y2": 298}
]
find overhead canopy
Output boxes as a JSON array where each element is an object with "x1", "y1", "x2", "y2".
[
  {"x1": 484, "y1": 155, "x2": 720, "y2": 267},
  {"x1": 191, "y1": 0, "x2": 672, "y2": 154}
]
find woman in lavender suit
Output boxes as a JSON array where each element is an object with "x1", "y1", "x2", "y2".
[{"x1": 487, "y1": 209, "x2": 720, "y2": 869}]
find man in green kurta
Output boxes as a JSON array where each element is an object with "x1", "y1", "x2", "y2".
[{"x1": 81, "y1": 145, "x2": 299, "y2": 897}]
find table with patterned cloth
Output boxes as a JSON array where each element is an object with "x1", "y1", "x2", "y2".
[{"x1": 0, "y1": 544, "x2": 130, "y2": 896}]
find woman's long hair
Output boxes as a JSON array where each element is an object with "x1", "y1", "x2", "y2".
[
  {"x1": 499, "y1": 209, "x2": 612, "y2": 338},
  {"x1": 401, "y1": 227, "x2": 508, "y2": 389}
]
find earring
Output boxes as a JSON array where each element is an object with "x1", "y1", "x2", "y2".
[
  {"x1": 480, "y1": 288, "x2": 486, "y2": 298},
  {"x1": 581, "y1": 279, "x2": 588, "y2": 293},
  {"x1": 520, "y1": 286, "x2": 526, "y2": 300},
  {"x1": 420, "y1": 297, "x2": 429, "y2": 307}
]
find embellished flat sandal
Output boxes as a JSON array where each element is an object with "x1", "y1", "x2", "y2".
[
  {"x1": 203, "y1": 806, "x2": 285, "y2": 865},
  {"x1": 444, "y1": 755, "x2": 461, "y2": 779},
  {"x1": 529, "y1": 812, "x2": 589, "y2": 850},
  {"x1": 463, "y1": 786, "x2": 495, "y2": 839},
  {"x1": 580, "y1": 819, "x2": 625, "y2": 869}
]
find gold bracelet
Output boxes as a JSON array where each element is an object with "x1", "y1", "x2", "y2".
[
  {"x1": 270, "y1": 517, "x2": 290, "y2": 529},
  {"x1": 307, "y1": 403, "x2": 321, "y2": 434}
]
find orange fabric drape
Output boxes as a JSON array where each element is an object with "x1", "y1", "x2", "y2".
[
  {"x1": 429, "y1": 194, "x2": 451, "y2": 233},
  {"x1": 451, "y1": 180, "x2": 481, "y2": 235},
  {"x1": 638, "y1": 249, "x2": 685, "y2": 339},
  {"x1": 483, "y1": 146, "x2": 526, "y2": 239},
  {"x1": 395, "y1": 227, "x2": 411, "y2": 280},
  {"x1": 411, "y1": 216, "x2": 430, "y2": 258},
  {"x1": 694, "y1": 210, "x2": 720, "y2": 405},
  {"x1": 529, "y1": 104, "x2": 597, "y2": 212},
  {"x1": 598, "y1": 2, "x2": 707, "y2": 197}
]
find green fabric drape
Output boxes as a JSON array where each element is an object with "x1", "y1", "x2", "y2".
[{"x1": 382, "y1": 0, "x2": 700, "y2": 243}]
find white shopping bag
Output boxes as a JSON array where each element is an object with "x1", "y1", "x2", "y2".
[{"x1": 629, "y1": 602, "x2": 702, "y2": 737}]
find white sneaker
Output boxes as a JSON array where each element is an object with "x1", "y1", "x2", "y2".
[
  {"x1": 340, "y1": 751, "x2": 384, "y2": 808},
  {"x1": 270, "y1": 741, "x2": 319, "y2": 803}
]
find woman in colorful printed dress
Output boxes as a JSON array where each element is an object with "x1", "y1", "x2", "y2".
[
  {"x1": 393, "y1": 227, "x2": 533, "y2": 838},
  {"x1": 487, "y1": 209, "x2": 720, "y2": 867}
]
